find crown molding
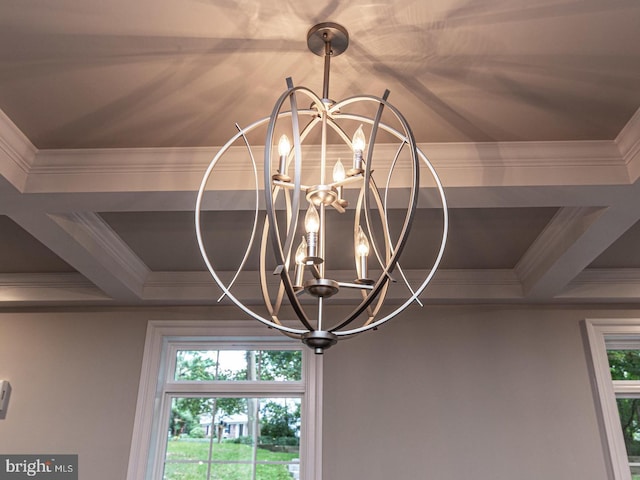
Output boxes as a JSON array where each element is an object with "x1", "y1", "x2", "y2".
[
  {"x1": 0, "y1": 273, "x2": 110, "y2": 304},
  {"x1": 21, "y1": 139, "x2": 627, "y2": 194},
  {"x1": 559, "y1": 268, "x2": 640, "y2": 301},
  {"x1": 3, "y1": 107, "x2": 639, "y2": 194},
  {"x1": 617, "y1": 107, "x2": 640, "y2": 183},
  {"x1": 0, "y1": 108, "x2": 37, "y2": 192}
]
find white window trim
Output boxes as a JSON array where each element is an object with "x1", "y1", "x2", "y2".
[
  {"x1": 126, "y1": 320, "x2": 323, "y2": 480},
  {"x1": 584, "y1": 318, "x2": 640, "y2": 480}
]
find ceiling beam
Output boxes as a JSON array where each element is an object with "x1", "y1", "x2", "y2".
[
  {"x1": 8, "y1": 211, "x2": 149, "y2": 301},
  {"x1": 516, "y1": 180, "x2": 640, "y2": 299}
]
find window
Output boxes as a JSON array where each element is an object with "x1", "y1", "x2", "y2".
[
  {"x1": 126, "y1": 321, "x2": 322, "y2": 480},
  {"x1": 585, "y1": 319, "x2": 640, "y2": 480}
]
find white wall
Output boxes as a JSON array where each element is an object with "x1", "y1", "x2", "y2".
[
  {"x1": 322, "y1": 305, "x2": 621, "y2": 480},
  {"x1": 0, "y1": 309, "x2": 147, "y2": 480},
  {"x1": 0, "y1": 305, "x2": 632, "y2": 480}
]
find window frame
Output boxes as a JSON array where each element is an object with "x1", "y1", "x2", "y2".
[
  {"x1": 126, "y1": 320, "x2": 323, "y2": 480},
  {"x1": 585, "y1": 318, "x2": 640, "y2": 480}
]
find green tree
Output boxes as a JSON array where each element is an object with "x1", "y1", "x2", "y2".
[
  {"x1": 169, "y1": 405, "x2": 196, "y2": 437},
  {"x1": 170, "y1": 349, "x2": 303, "y2": 441},
  {"x1": 609, "y1": 350, "x2": 640, "y2": 455},
  {"x1": 257, "y1": 350, "x2": 302, "y2": 381},
  {"x1": 172, "y1": 351, "x2": 244, "y2": 439},
  {"x1": 260, "y1": 400, "x2": 300, "y2": 442}
]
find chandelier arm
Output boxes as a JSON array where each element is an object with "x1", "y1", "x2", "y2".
[
  {"x1": 264, "y1": 82, "x2": 322, "y2": 332},
  {"x1": 278, "y1": 79, "x2": 303, "y2": 277},
  {"x1": 323, "y1": 115, "x2": 355, "y2": 147},
  {"x1": 323, "y1": 114, "x2": 395, "y2": 280},
  {"x1": 286, "y1": 115, "x2": 322, "y2": 174},
  {"x1": 330, "y1": 98, "x2": 421, "y2": 333},
  {"x1": 360, "y1": 280, "x2": 391, "y2": 325},
  {"x1": 259, "y1": 186, "x2": 295, "y2": 321},
  {"x1": 195, "y1": 123, "x2": 307, "y2": 336},
  {"x1": 361, "y1": 89, "x2": 390, "y2": 240},
  {"x1": 259, "y1": 213, "x2": 276, "y2": 318},
  {"x1": 304, "y1": 115, "x2": 396, "y2": 332},
  {"x1": 330, "y1": 276, "x2": 394, "y2": 332},
  {"x1": 270, "y1": 88, "x2": 325, "y2": 269},
  {"x1": 270, "y1": 188, "x2": 295, "y2": 318},
  {"x1": 383, "y1": 140, "x2": 424, "y2": 307},
  {"x1": 362, "y1": 176, "x2": 394, "y2": 317},
  {"x1": 361, "y1": 173, "x2": 392, "y2": 273},
  {"x1": 331, "y1": 96, "x2": 423, "y2": 140},
  {"x1": 335, "y1": 147, "x2": 449, "y2": 338},
  {"x1": 216, "y1": 123, "x2": 262, "y2": 303},
  {"x1": 325, "y1": 176, "x2": 390, "y2": 331}
]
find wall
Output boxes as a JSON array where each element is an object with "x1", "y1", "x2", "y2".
[
  {"x1": 0, "y1": 305, "x2": 633, "y2": 480},
  {"x1": 322, "y1": 305, "x2": 624, "y2": 480},
  {"x1": 0, "y1": 309, "x2": 147, "y2": 480}
]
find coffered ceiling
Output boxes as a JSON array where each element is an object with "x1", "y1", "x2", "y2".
[{"x1": 1, "y1": 0, "x2": 640, "y2": 308}]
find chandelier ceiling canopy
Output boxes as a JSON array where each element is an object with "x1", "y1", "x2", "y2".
[{"x1": 195, "y1": 23, "x2": 448, "y2": 353}]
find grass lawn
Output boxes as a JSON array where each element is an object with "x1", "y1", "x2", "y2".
[{"x1": 164, "y1": 439, "x2": 298, "y2": 480}]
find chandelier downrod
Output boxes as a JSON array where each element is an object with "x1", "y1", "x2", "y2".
[{"x1": 307, "y1": 22, "x2": 349, "y2": 101}]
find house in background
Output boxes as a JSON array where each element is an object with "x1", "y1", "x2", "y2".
[
  {"x1": 0, "y1": 1, "x2": 640, "y2": 479},
  {"x1": 199, "y1": 413, "x2": 248, "y2": 440}
]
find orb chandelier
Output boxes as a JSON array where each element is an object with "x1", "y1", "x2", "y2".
[{"x1": 195, "y1": 23, "x2": 448, "y2": 353}]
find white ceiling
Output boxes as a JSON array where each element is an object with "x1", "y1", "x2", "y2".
[{"x1": 1, "y1": 0, "x2": 640, "y2": 308}]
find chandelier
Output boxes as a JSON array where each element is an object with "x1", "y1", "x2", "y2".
[{"x1": 195, "y1": 23, "x2": 448, "y2": 353}]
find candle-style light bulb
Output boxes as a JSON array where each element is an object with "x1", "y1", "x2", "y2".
[
  {"x1": 305, "y1": 204, "x2": 320, "y2": 234},
  {"x1": 356, "y1": 225, "x2": 370, "y2": 257},
  {"x1": 274, "y1": 134, "x2": 292, "y2": 181},
  {"x1": 333, "y1": 159, "x2": 346, "y2": 182},
  {"x1": 278, "y1": 134, "x2": 291, "y2": 157},
  {"x1": 352, "y1": 125, "x2": 366, "y2": 153},
  {"x1": 333, "y1": 159, "x2": 347, "y2": 206},
  {"x1": 295, "y1": 237, "x2": 307, "y2": 264},
  {"x1": 356, "y1": 225, "x2": 372, "y2": 283},
  {"x1": 304, "y1": 204, "x2": 321, "y2": 264},
  {"x1": 294, "y1": 236, "x2": 307, "y2": 287},
  {"x1": 351, "y1": 125, "x2": 366, "y2": 174}
]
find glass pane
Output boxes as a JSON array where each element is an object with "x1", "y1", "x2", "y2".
[
  {"x1": 256, "y1": 463, "x2": 298, "y2": 479},
  {"x1": 167, "y1": 397, "x2": 214, "y2": 460},
  {"x1": 164, "y1": 396, "x2": 301, "y2": 479},
  {"x1": 175, "y1": 351, "x2": 219, "y2": 381},
  {"x1": 163, "y1": 462, "x2": 209, "y2": 480},
  {"x1": 218, "y1": 351, "x2": 249, "y2": 379},
  {"x1": 174, "y1": 349, "x2": 302, "y2": 382},
  {"x1": 608, "y1": 350, "x2": 640, "y2": 380},
  {"x1": 257, "y1": 350, "x2": 302, "y2": 381},
  {"x1": 617, "y1": 398, "x2": 640, "y2": 477},
  {"x1": 258, "y1": 398, "x2": 301, "y2": 458},
  {"x1": 210, "y1": 463, "x2": 253, "y2": 479}
]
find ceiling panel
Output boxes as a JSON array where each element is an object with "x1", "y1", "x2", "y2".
[
  {"x1": 590, "y1": 218, "x2": 640, "y2": 269},
  {"x1": 0, "y1": 215, "x2": 76, "y2": 273},
  {"x1": 0, "y1": 0, "x2": 639, "y2": 147},
  {"x1": 100, "y1": 207, "x2": 557, "y2": 273}
]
